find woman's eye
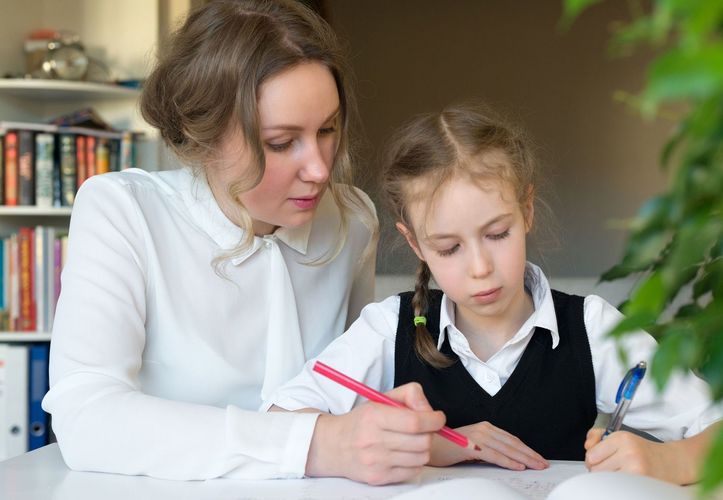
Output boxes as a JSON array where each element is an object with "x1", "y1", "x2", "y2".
[
  {"x1": 318, "y1": 126, "x2": 337, "y2": 136},
  {"x1": 488, "y1": 229, "x2": 510, "y2": 241},
  {"x1": 266, "y1": 141, "x2": 292, "y2": 152},
  {"x1": 437, "y1": 244, "x2": 460, "y2": 257}
]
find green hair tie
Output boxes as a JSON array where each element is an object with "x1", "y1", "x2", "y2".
[{"x1": 413, "y1": 316, "x2": 427, "y2": 326}]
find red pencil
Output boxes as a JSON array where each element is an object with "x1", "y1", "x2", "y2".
[{"x1": 312, "y1": 361, "x2": 481, "y2": 451}]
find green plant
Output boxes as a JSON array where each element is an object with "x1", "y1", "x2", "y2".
[{"x1": 563, "y1": 0, "x2": 723, "y2": 491}]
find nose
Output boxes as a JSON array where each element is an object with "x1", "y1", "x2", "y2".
[
  {"x1": 299, "y1": 140, "x2": 331, "y2": 184},
  {"x1": 469, "y1": 245, "x2": 493, "y2": 279}
]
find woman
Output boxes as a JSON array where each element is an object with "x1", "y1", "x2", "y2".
[{"x1": 43, "y1": 0, "x2": 445, "y2": 484}]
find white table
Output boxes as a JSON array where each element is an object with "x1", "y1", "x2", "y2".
[{"x1": 0, "y1": 444, "x2": 701, "y2": 500}]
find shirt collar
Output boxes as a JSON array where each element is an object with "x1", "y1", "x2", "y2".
[
  {"x1": 436, "y1": 262, "x2": 560, "y2": 350},
  {"x1": 180, "y1": 169, "x2": 313, "y2": 265}
]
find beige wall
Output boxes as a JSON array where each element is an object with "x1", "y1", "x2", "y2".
[{"x1": 327, "y1": 1, "x2": 672, "y2": 278}]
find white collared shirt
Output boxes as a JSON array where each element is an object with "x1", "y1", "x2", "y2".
[
  {"x1": 267, "y1": 263, "x2": 721, "y2": 442},
  {"x1": 42, "y1": 167, "x2": 376, "y2": 480}
]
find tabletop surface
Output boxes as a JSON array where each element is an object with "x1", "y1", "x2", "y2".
[{"x1": 0, "y1": 444, "x2": 702, "y2": 500}]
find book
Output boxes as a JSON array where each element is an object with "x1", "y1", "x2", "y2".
[
  {"x1": 17, "y1": 130, "x2": 35, "y2": 206},
  {"x1": 17, "y1": 228, "x2": 36, "y2": 331},
  {"x1": 58, "y1": 133, "x2": 76, "y2": 206},
  {"x1": 27, "y1": 343, "x2": 49, "y2": 451},
  {"x1": 0, "y1": 344, "x2": 29, "y2": 460},
  {"x1": 4, "y1": 131, "x2": 18, "y2": 206},
  {"x1": 75, "y1": 135, "x2": 87, "y2": 189},
  {"x1": 34, "y1": 133, "x2": 54, "y2": 208},
  {"x1": 390, "y1": 471, "x2": 693, "y2": 500}
]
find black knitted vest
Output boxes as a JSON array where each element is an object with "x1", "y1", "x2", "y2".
[{"x1": 394, "y1": 289, "x2": 597, "y2": 460}]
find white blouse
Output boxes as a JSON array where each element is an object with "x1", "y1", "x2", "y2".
[
  {"x1": 266, "y1": 263, "x2": 721, "y2": 443},
  {"x1": 42, "y1": 167, "x2": 376, "y2": 480}
]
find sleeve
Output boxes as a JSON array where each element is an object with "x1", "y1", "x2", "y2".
[
  {"x1": 584, "y1": 295, "x2": 723, "y2": 441},
  {"x1": 345, "y1": 187, "x2": 378, "y2": 327},
  {"x1": 262, "y1": 295, "x2": 401, "y2": 414},
  {"x1": 42, "y1": 175, "x2": 319, "y2": 480}
]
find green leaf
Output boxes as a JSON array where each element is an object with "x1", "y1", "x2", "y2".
[
  {"x1": 608, "y1": 311, "x2": 657, "y2": 338},
  {"x1": 560, "y1": 0, "x2": 603, "y2": 29},
  {"x1": 645, "y1": 44, "x2": 723, "y2": 105},
  {"x1": 625, "y1": 272, "x2": 668, "y2": 317},
  {"x1": 700, "y1": 427, "x2": 723, "y2": 493},
  {"x1": 650, "y1": 327, "x2": 694, "y2": 390}
]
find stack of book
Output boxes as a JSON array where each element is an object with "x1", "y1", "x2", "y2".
[
  {"x1": 0, "y1": 226, "x2": 66, "y2": 333},
  {"x1": 0, "y1": 121, "x2": 138, "y2": 207},
  {"x1": 0, "y1": 343, "x2": 50, "y2": 460}
]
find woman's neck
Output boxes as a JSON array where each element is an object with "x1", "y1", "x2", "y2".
[{"x1": 206, "y1": 172, "x2": 277, "y2": 236}]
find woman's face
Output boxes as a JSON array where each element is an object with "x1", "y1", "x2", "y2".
[{"x1": 212, "y1": 61, "x2": 341, "y2": 235}]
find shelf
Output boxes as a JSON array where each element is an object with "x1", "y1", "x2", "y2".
[
  {"x1": 0, "y1": 79, "x2": 140, "y2": 101},
  {"x1": 0, "y1": 332, "x2": 51, "y2": 342},
  {"x1": 0, "y1": 206, "x2": 72, "y2": 216}
]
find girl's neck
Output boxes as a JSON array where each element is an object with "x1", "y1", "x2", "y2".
[{"x1": 454, "y1": 286, "x2": 535, "y2": 362}]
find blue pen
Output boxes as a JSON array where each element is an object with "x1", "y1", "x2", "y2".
[{"x1": 603, "y1": 361, "x2": 647, "y2": 438}]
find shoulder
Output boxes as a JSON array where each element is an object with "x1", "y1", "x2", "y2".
[
  {"x1": 582, "y1": 294, "x2": 657, "y2": 357},
  {"x1": 353, "y1": 294, "x2": 402, "y2": 341}
]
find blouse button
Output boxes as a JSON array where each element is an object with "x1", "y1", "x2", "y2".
[{"x1": 263, "y1": 235, "x2": 275, "y2": 249}]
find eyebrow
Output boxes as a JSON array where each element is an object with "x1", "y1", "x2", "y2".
[
  {"x1": 261, "y1": 107, "x2": 340, "y2": 132},
  {"x1": 426, "y1": 213, "x2": 513, "y2": 240}
]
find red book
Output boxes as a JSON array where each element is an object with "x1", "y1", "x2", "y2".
[
  {"x1": 76, "y1": 135, "x2": 87, "y2": 189},
  {"x1": 4, "y1": 132, "x2": 18, "y2": 206},
  {"x1": 85, "y1": 135, "x2": 96, "y2": 178},
  {"x1": 18, "y1": 227, "x2": 36, "y2": 331}
]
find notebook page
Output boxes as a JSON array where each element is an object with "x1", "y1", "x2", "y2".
[{"x1": 548, "y1": 471, "x2": 694, "y2": 500}]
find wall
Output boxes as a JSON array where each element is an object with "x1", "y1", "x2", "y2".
[{"x1": 327, "y1": 1, "x2": 672, "y2": 282}]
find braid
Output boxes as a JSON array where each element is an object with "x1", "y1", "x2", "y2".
[{"x1": 411, "y1": 261, "x2": 454, "y2": 369}]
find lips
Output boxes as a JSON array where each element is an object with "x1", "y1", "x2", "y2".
[
  {"x1": 289, "y1": 194, "x2": 320, "y2": 209},
  {"x1": 472, "y1": 287, "x2": 501, "y2": 304}
]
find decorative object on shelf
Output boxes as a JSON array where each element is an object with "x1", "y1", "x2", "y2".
[{"x1": 23, "y1": 29, "x2": 111, "y2": 83}]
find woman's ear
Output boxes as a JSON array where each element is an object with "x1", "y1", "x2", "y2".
[
  {"x1": 396, "y1": 222, "x2": 425, "y2": 261},
  {"x1": 524, "y1": 186, "x2": 535, "y2": 233}
]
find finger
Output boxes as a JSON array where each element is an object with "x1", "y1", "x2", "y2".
[
  {"x1": 585, "y1": 427, "x2": 604, "y2": 451},
  {"x1": 476, "y1": 436, "x2": 547, "y2": 470},
  {"x1": 370, "y1": 402, "x2": 445, "y2": 434},
  {"x1": 375, "y1": 449, "x2": 432, "y2": 468},
  {"x1": 377, "y1": 428, "x2": 434, "y2": 453},
  {"x1": 386, "y1": 382, "x2": 434, "y2": 412},
  {"x1": 476, "y1": 444, "x2": 526, "y2": 470},
  {"x1": 369, "y1": 465, "x2": 424, "y2": 486},
  {"x1": 585, "y1": 435, "x2": 617, "y2": 468},
  {"x1": 470, "y1": 425, "x2": 547, "y2": 468}
]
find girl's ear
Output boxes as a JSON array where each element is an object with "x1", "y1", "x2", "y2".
[
  {"x1": 396, "y1": 222, "x2": 425, "y2": 261},
  {"x1": 524, "y1": 186, "x2": 535, "y2": 233}
]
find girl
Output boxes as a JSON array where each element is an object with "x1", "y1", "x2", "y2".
[
  {"x1": 267, "y1": 103, "x2": 721, "y2": 485},
  {"x1": 43, "y1": 0, "x2": 445, "y2": 484}
]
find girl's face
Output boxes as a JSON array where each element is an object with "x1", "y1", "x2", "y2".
[
  {"x1": 399, "y1": 175, "x2": 533, "y2": 333},
  {"x1": 211, "y1": 61, "x2": 341, "y2": 235}
]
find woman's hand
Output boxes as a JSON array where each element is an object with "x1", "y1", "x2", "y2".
[
  {"x1": 429, "y1": 421, "x2": 548, "y2": 470},
  {"x1": 584, "y1": 425, "x2": 718, "y2": 485},
  {"x1": 305, "y1": 382, "x2": 446, "y2": 485}
]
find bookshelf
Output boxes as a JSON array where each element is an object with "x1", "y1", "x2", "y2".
[{"x1": 0, "y1": 0, "x2": 172, "y2": 461}]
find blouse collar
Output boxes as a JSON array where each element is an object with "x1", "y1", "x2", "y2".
[{"x1": 180, "y1": 168, "x2": 313, "y2": 265}]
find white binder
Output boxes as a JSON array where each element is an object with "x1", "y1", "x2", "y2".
[{"x1": 0, "y1": 344, "x2": 29, "y2": 460}]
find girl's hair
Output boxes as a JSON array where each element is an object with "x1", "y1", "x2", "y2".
[
  {"x1": 382, "y1": 103, "x2": 539, "y2": 369},
  {"x1": 141, "y1": 0, "x2": 377, "y2": 263}
]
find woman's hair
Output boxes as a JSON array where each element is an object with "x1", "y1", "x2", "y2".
[
  {"x1": 381, "y1": 103, "x2": 539, "y2": 368},
  {"x1": 141, "y1": 0, "x2": 376, "y2": 263}
]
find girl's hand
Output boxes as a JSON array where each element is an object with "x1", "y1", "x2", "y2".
[
  {"x1": 584, "y1": 428, "x2": 698, "y2": 485},
  {"x1": 429, "y1": 421, "x2": 548, "y2": 470},
  {"x1": 305, "y1": 382, "x2": 446, "y2": 485}
]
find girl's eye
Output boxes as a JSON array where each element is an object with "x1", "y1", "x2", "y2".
[
  {"x1": 266, "y1": 141, "x2": 292, "y2": 152},
  {"x1": 318, "y1": 126, "x2": 337, "y2": 136},
  {"x1": 488, "y1": 229, "x2": 510, "y2": 241},
  {"x1": 437, "y1": 244, "x2": 460, "y2": 257}
]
